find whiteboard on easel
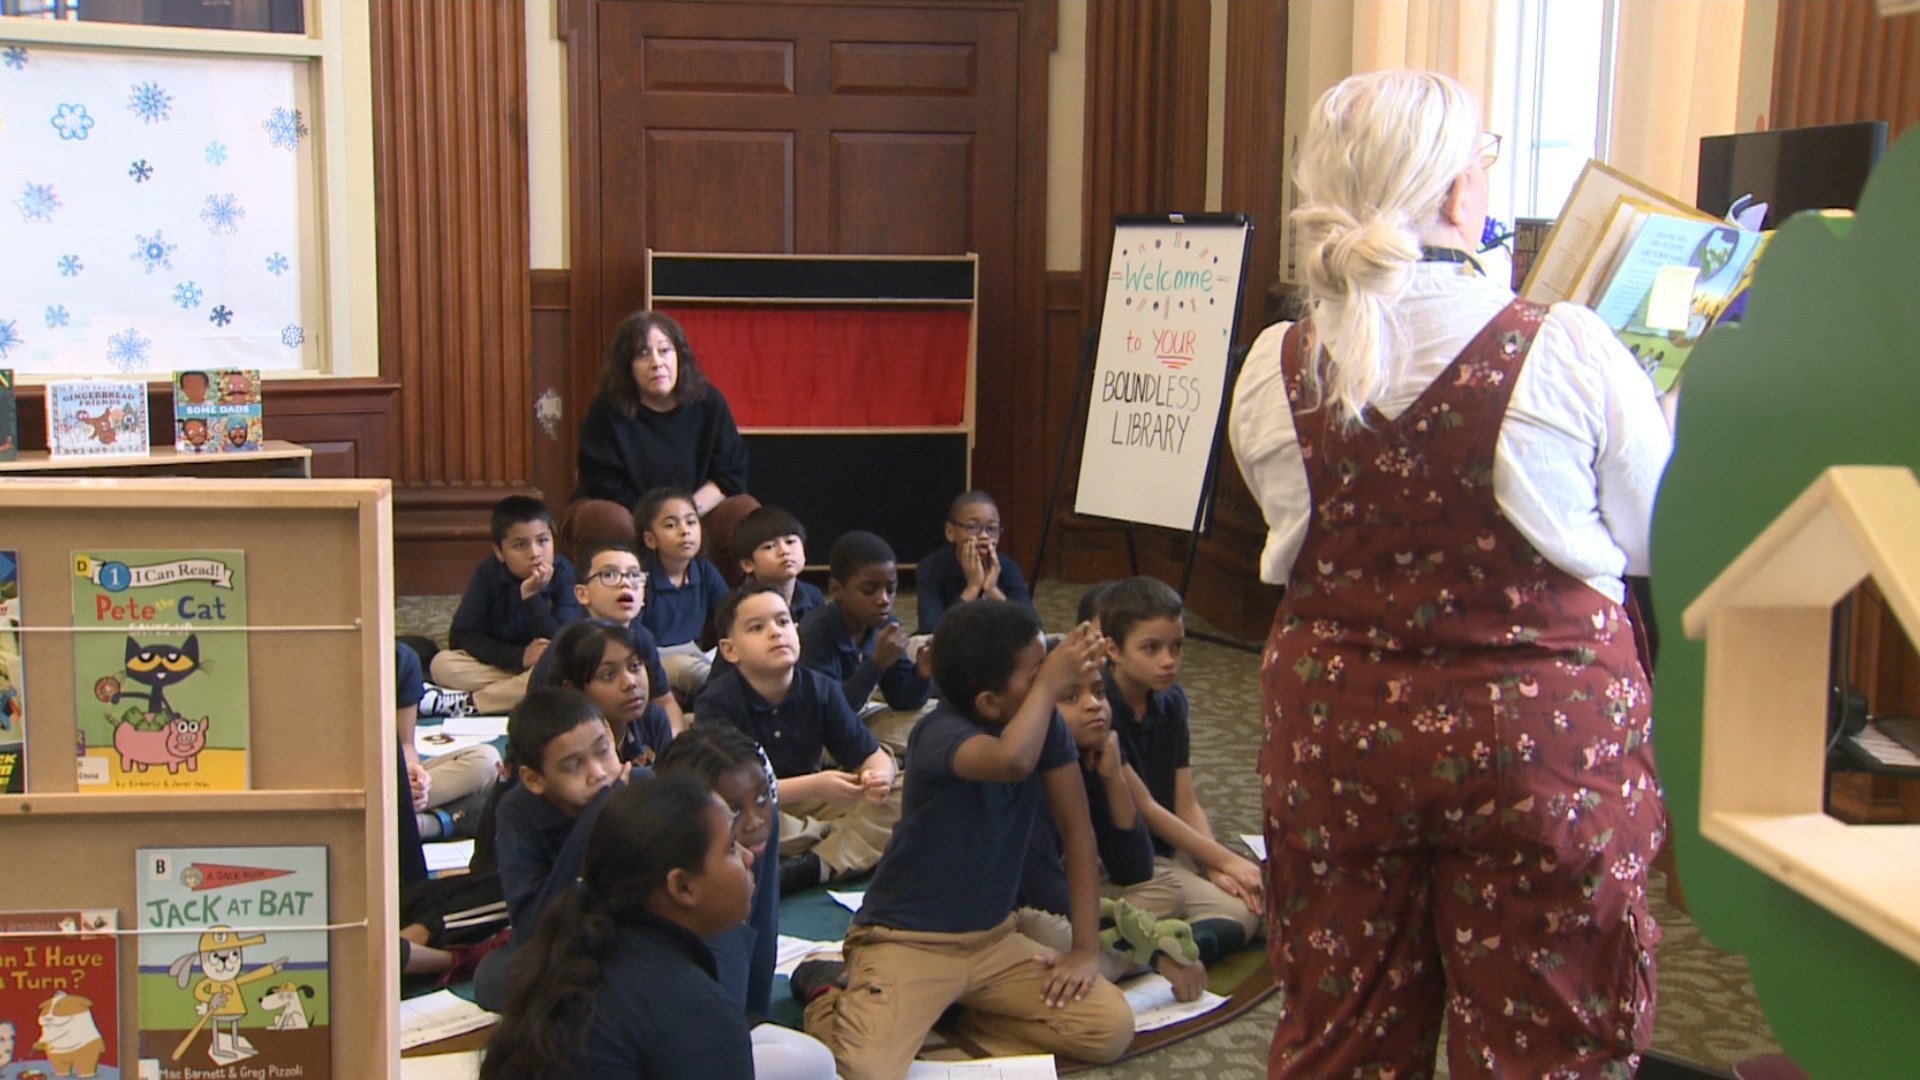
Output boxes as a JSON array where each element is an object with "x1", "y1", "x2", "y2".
[{"x1": 1074, "y1": 214, "x2": 1253, "y2": 532}]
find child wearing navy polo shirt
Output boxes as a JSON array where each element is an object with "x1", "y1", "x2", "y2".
[
  {"x1": 696, "y1": 583, "x2": 897, "y2": 897},
  {"x1": 431, "y1": 495, "x2": 582, "y2": 714},
  {"x1": 798, "y1": 531, "x2": 933, "y2": 752},
  {"x1": 637, "y1": 487, "x2": 728, "y2": 698},
  {"x1": 532, "y1": 539, "x2": 686, "y2": 733},
  {"x1": 541, "y1": 620, "x2": 676, "y2": 773},
  {"x1": 913, "y1": 490, "x2": 1033, "y2": 633},
  {"x1": 1100, "y1": 576, "x2": 1264, "y2": 960},
  {"x1": 471, "y1": 687, "x2": 630, "y2": 1010},
  {"x1": 732, "y1": 505, "x2": 825, "y2": 624},
  {"x1": 480, "y1": 775, "x2": 757, "y2": 1080},
  {"x1": 792, "y1": 602, "x2": 1134, "y2": 1080}
]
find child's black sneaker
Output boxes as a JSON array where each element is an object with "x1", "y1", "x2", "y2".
[
  {"x1": 778, "y1": 851, "x2": 824, "y2": 896},
  {"x1": 418, "y1": 684, "x2": 475, "y2": 718},
  {"x1": 788, "y1": 959, "x2": 847, "y2": 1003}
]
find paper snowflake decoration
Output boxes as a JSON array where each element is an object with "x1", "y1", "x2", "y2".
[
  {"x1": 262, "y1": 105, "x2": 308, "y2": 151},
  {"x1": 280, "y1": 324, "x2": 305, "y2": 349},
  {"x1": 127, "y1": 81, "x2": 172, "y2": 124},
  {"x1": 173, "y1": 281, "x2": 203, "y2": 310},
  {"x1": 131, "y1": 230, "x2": 178, "y2": 274},
  {"x1": 209, "y1": 305, "x2": 234, "y2": 327},
  {"x1": 265, "y1": 251, "x2": 289, "y2": 276},
  {"x1": 15, "y1": 181, "x2": 60, "y2": 223},
  {"x1": 50, "y1": 103, "x2": 94, "y2": 141},
  {"x1": 129, "y1": 159, "x2": 153, "y2": 183},
  {"x1": 0, "y1": 319, "x2": 20, "y2": 359},
  {"x1": 105, "y1": 327, "x2": 152, "y2": 373},
  {"x1": 205, "y1": 141, "x2": 228, "y2": 166},
  {"x1": 45, "y1": 304, "x2": 69, "y2": 329},
  {"x1": 199, "y1": 193, "x2": 245, "y2": 236},
  {"x1": 2, "y1": 46, "x2": 28, "y2": 70},
  {"x1": 57, "y1": 254, "x2": 83, "y2": 277}
]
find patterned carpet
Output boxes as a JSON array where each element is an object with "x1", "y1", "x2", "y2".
[{"x1": 396, "y1": 579, "x2": 1783, "y2": 1079}]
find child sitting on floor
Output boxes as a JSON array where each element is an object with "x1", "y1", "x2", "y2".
[
  {"x1": 798, "y1": 531, "x2": 933, "y2": 751},
  {"x1": 695, "y1": 582, "x2": 897, "y2": 898},
  {"x1": 470, "y1": 687, "x2": 630, "y2": 1010},
  {"x1": 431, "y1": 495, "x2": 582, "y2": 715},
  {"x1": 542, "y1": 619, "x2": 676, "y2": 771},
  {"x1": 791, "y1": 602, "x2": 1134, "y2": 1080},
  {"x1": 481, "y1": 775, "x2": 756, "y2": 1080},
  {"x1": 913, "y1": 490, "x2": 1033, "y2": 632},
  {"x1": 637, "y1": 487, "x2": 728, "y2": 698},
  {"x1": 529, "y1": 539, "x2": 685, "y2": 732},
  {"x1": 1016, "y1": 655, "x2": 1208, "y2": 1002},
  {"x1": 733, "y1": 505, "x2": 825, "y2": 624},
  {"x1": 656, "y1": 723, "x2": 839, "y2": 1080},
  {"x1": 1100, "y1": 576, "x2": 1264, "y2": 960}
]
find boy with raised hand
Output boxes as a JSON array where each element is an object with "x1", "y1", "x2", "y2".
[
  {"x1": 1101, "y1": 576, "x2": 1264, "y2": 960},
  {"x1": 733, "y1": 505, "x2": 825, "y2": 624},
  {"x1": 431, "y1": 495, "x2": 583, "y2": 715},
  {"x1": 913, "y1": 490, "x2": 1033, "y2": 633},
  {"x1": 798, "y1": 531, "x2": 932, "y2": 751},
  {"x1": 527, "y1": 539, "x2": 686, "y2": 734},
  {"x1": 697, "y1": 582, "x2": 897, "y2": 896},
  {"x1": 792, "y1": 602, "x2": 1134, "y2": 1080}
]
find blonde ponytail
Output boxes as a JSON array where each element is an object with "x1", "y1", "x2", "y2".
[{"x1": 1290, "y1": 71, "x2": 1480, "y2": 426}]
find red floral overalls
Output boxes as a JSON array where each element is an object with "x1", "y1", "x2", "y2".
[{"x1": 1258, "y1": 301, "x2": 1664, "y2": 1080}]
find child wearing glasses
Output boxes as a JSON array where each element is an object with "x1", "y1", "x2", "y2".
[
  {"x1": 431, "y1": 495, "x2": 584, "y2": 715},
  {"x1": 529, "y1": 539, "x2": 687, "y2": 733},
  {"x1": 914, "y1": 490, "x2": 1033, "y2": 633}
]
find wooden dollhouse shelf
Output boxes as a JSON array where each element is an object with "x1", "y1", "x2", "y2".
[{"x1": 2, "y1": 789, "x2": 369, "y2": 816}]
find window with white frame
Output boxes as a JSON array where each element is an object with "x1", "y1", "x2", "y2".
[
  {"x1": 0, "y1": 1, "x2": 374, "y2": 380},
  {"x1": 1487, "y1": 0, "x2": 1618, "y2": 227}
]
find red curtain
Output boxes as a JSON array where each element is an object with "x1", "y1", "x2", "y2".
[{"x1": 663, "y1": 306, "x2": 972, "y2": 428}]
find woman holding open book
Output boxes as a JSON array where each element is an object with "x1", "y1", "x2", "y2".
[{"x1": 1229, "y1": 70, "x2": 1673, "y2": 1080}]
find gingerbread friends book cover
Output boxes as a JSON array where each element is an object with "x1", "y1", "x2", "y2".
[
  {"x1": 0, "y1": 909, "x2": 121, "y2": 1080},
  {"x1": 70, "y1": 550, "x2": 248, "y2": 791},
  {"x1": 136, "y1": 847, "x2": 328, "y2": 1079},
  {"x1": 45, "y1": 381, "x2": 149, "y2": 459}
]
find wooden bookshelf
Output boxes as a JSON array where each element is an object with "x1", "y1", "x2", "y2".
[{"x1": 0, "y1": 478, "x2": 398, "y2": 1077}]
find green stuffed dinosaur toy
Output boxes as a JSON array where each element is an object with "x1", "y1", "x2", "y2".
[{"x1": 1099, "y1": 897, "x2": 1201, "y2": 968}]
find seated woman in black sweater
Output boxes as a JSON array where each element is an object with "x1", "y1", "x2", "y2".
[{"x1": 560, "y1": 311, "x2": 757, "y2": 574}]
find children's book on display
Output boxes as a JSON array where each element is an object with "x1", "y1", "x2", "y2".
[
  {"x1": 0, "y1": 368, "x2": 18, "y2": 461},
  {"x1": 70, "y1": 550, "x2": 249, "y2": 791},
  {"x1": 45, "y1": 380, "x2": 150, "y2": 458},
  {"x1": 136, "y1": 846, "x2": 330, "y2": 1080},
  {"x1": 1, "y1": 549, "x2": 24, "y2": 794},
  {"x1": 173, "y1": 369, "x2": 263, "y2": 454},
  {"x1": 0, "y1": 909, "x2": 122, "y2": 1080}
]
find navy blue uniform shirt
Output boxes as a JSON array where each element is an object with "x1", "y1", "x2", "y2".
[
  {"x1": 1105, "y1": 675, "x2": 1192, "y2": 857},
  {"x1": 1020, "y1": 741, "x2": 1157, "y2": 917},
  {"x1": 707, "y1": 579, "x2": 824, "y2": 687},
  {"x1": 913, "y1": 544, "x2": 1033, "y2": 633},
  {"x1": 396, "y1": 641, "x2": 426, "y2": 709},
  {"x1": 798, "y1": 600, "x2": 932, "y2": 713},
  {"x1": 858, "y1": 704, "x2": 1077, "y2": 934},
  {"x1": 693, "y1": 666, "x2": 879, "y2": 780},
  {"x1": 495, "y1": 781, "x2": 620, "y2": 946},
  {"x1": 640, "y1": 552, "x2": 727, "y2": 648},
  {"x1": 447, "y1": 553, "x2": 582, "y2": 672},
  {"x1": 526, "y1": 619, "x2": 671, "y2": 708},
  {"x1": 564, "y1": 913, "x2": 755, "y2": 1080}
]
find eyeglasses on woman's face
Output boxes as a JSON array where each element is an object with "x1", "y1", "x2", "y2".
[{"x1": 1477, "y1": 131, "x2": 1503, "y2": 170}]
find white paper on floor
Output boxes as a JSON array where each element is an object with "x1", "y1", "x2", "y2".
[
  {"x1": 399, "y1": 989, "x2": 498, "y2": 1050},
  {"x1": 1119, "y1": 972, "x2": 1229, "y2": 1033},
  {"x1": 904, "y1": 1054, "x2": 1058, "y2": 1079}
]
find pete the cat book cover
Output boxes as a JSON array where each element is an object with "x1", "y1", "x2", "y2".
[
  {"x1": 1, "y1": 550, "x2": 24, "y2": 795},
  {"x1": 173, "y1": 371, "x2": 263, "y2": 455},
  {"x1": 0, "y1": 909, "x2": 121, "y2": 1080},
  {"x1": 136, "y1": 847, "x2": 329, "y2": 1080},
  {"x1": 70, "y1": 550, "x2": 249, "y2": 791}
]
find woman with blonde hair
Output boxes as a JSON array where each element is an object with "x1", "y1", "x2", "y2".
[{"x1": 1231, "y1": 71, "x2": 1671, "y2": 1078}]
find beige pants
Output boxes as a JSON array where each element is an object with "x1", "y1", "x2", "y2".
[
  {"x1": 422, "y1": 745, "x2": 500, "y2": 809},
  {"x1": 1151, "y1": 853, "x2": 1262, "y2": 938},
  {"x1": 804, "y1": 914, "x2": 1135, "y2": 1080},
  {"x1": 778, "y1": 787, "x2": 901, "y2": 879},
  {"x1": 860, "y1": 702, "x2": 932, "y2": 757},
  {"x1": 659, "y1": 642, "x2": 713, "y2": 698},
  {"x1": 427, "y1": 650, "x2": 531, "y2": 715},
  {"x1": 1013, "y1": 907, "x2": 1143, "y2": 985}
]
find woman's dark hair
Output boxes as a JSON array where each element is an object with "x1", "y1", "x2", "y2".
[
  {"x1": 469, "y1": 688, "x2": 608, "y2": 873},
  {"x1": 480, "y1": 775, "x2": 720, "y2": 1079},
  {"x1": 547, "y1": 619, "x2": 646, "y2": 693},
  {"x1": 596, "y1": 310, "x2": 711, "y2": 417}
]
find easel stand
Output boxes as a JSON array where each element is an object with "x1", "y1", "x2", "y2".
[{"x1": 1031, "y1": 330, "x2": 1261, "y2": 654}]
